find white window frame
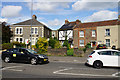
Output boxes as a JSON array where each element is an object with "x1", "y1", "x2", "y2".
[
  {"x1": 106, "y1": 39, "x2": 110, "y2": 47},
  {"x1": 31, "y1": 27, "x2": 38, "y2": 35},
  {"x1": 15, "y1": 27, "x2": 23, "y2": 35},
  {"x1": 15, "y1": 37, "x2": 24, "y2": 43},
  {"x1": 80, "y1": 40, "x2": 84, "y2": 46},
  {"x1": 92, "y1": 30, "x2": 96, "y2": 37},
  {"x1": 30, "y1": 37, "x2": 38, "y2": 45},
  {"x1": 79, "y1": 31, "x2": 84, "y2": 37},
  {"x1": 105, "y1": 29, "x2": 110, "y2": 36}
]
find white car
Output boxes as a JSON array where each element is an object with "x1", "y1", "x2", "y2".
[{"x1": 86, "y1": 49, "x2": 120, "y2": 69}]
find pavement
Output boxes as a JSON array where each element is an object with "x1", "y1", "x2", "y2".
[{"x1": 48, "y1": 56, "x2": 87, "y2": 63}]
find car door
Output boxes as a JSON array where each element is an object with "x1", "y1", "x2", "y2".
[
  {"x1": 10, "y1": 48, "x2": 19, "y2": 61},
  {"x1": 99, "y1": 51, "x2": 114, "y2": 66},
  {"x1": 18, "y1": 49, "x2": 29, "y2": 62},
  {"x1": 112, "y1": 51, "x2": 120, "y2": 67}
]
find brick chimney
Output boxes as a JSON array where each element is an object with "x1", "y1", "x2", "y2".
[
  {"x1": 32, "y1": 15, "x2": 37, "y2": 19},
  {"x1": 65, "y1": 19, "x2": 69, "y2": 24},
  {"x1": 76, "y1": 19, "x2": 81, "y2": 25}
]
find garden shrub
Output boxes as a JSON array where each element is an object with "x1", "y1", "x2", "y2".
[
  {"x1": 49, "y1": 38, "x2": 61, "y2": 49},
  {"x1": 36, "y1": 37, "x2": 48, "y2": 53},
  {"x1": 63, "y1": 40, "x2": 70, "y2": 50},
  {"x1": 2, "y1": 43, "x2": 13, "y2": 50},
  {"x1": 12, "y1": 41, "x2": 25, "y2": 48}
]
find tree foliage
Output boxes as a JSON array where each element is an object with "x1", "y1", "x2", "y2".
[
  {"x1": 49, "y1": 37, "x2": 61, "y2": 49},
  {"x1": 2, "y1": 22, "x2": 13, "y2": 43},
  {"x1": 36, "y1": 37, "x2": 48, "y2": 53}
]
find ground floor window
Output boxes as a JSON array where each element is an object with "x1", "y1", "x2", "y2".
[
  {"x1": 106, "y1": 39, "x2": 110, "y2": 47},
  {"x1": 80, "y1": 40, "x2": 84, "y2": 46},
  {"x1": 15, "y1": 37, "x2": 23, "y2": 43}
]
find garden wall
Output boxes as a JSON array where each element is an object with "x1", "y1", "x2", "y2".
[{"x1": 47, "y1": 47, "x2": 67, "y2": 56}]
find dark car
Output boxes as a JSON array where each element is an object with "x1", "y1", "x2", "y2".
[
  {"x1": 96, "y1": 44, "x2": 107, "y2": 50},
  {"x1": 1, "y1": 48, "x2": 49, "y2": 65}
]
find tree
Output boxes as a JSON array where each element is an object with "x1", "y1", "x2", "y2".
[
  {"x1": 2, "y1": 22, "x2": 13, "y2": 43},
  {"x1": 36, "y1": 37, "x2": 48, "y2": 53}
]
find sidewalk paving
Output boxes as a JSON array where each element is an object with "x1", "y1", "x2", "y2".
[{"x1": 48, "y1": 56, "x2": 88, "y2": 63}]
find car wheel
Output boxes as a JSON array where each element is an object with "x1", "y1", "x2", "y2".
[
  {"x1": 4, "y1": 57, "x2": 11, "y2": 63},
  {"x1": 31, "y1": 58, "x2": 37, "y2": 65},
  {"x1": 93, "y1": 61, "x2": 103, "y2": 69}
]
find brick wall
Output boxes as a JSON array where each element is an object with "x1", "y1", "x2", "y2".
[{"x1": 47, "y1": 47, "x2": 67, "y2": 56}]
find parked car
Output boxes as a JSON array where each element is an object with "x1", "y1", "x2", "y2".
[
  {"x1": 96, "y1": 44, "x2": 107, "y2": 50},
  {"x1": 86, "y1": 49, "x2": 120, "y2": 69},
  {"x1": 1, "y1": 48, "x2": 49, "y2": 65}
]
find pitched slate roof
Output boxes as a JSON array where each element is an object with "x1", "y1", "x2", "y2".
[
  {"x1": 59, "y1": 21, "x2": 76, "y2": 30},
  {"x1": 13, "y1": 19, "x2": 44, "y2": 26},
  {"x1": 75, "y1": 19, "x2": 120, "y2": 28}
]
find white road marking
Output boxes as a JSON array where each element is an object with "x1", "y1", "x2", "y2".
[
  {"x1": 53, "y1": 68, "x2": 72, "y2": 74},
  {"x1": 8, "y1": 69, "x2": 23, "y2": 72},
  {"x1": 1, "y1": 66, "x2": 22, "y2": 70},
  {"x1": 1, "y1": 66, "x2": 23, "y2": 72},
  {"x1": 53, "y1": 68, "x2": 120, "y2": 77},
  {"x1": 112, "y1": 71, "x2": 120, "y2": 76}
]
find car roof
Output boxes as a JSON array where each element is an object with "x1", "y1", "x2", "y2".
[{"x1": 94, "y1": 49, "x2": 119, "y2": 52}]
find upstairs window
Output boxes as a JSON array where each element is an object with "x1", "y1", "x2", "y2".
[
  {"x1": 105, "y1": 29, "x2": 110, "y2": 36},
  {"x1": 31, "y1": 27, "x2": 38, "y2": 34},
  {"x1": 79, "y1": 31, "x2": 84, "y2": 37},
  {"x1": 15, "y1": 27, "x2": 23, "y2": 35},
  {"x1": 92, "y1": 30, "x2": 96, "y2": 37}
]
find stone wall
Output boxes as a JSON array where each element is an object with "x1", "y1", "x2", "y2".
[{"x1": 47, "y1": 47, "x2": 67, "y2": 56}]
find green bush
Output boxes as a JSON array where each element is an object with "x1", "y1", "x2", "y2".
[
  {"x1": 83, "y1": 48, "x2": 87, "y2": 53},
  {"x1": 49, "y1": 38, "x2": 61, "y2": 49},
  {"x1": 63, "y1": 40, "x2": 70, "y2": 50},
  {"x1": 12, "y1": 41, "x2": 25, "y2": 48},
  {"x1": 2, "y1": 43, "x2": 13, "y2": 50},
  {"x1": 67, "y1": 48, "x2": 73, "y2": 56},
  {"x1": 36, "y1": 37, "x2": 48, "y2": 53}
]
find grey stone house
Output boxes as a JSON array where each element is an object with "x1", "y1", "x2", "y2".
[{"x1": 10, "y1": 15, "x2": 51, "y2": 45}]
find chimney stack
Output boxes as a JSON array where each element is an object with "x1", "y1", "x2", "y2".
[
  {"x1": 32, "y1": 15, "x2": 37, "y2": 19},
  {"x1": 65, "y1": 19, "x2": 69, "y2": 24},
  {"x1": 76, "y1": 19, "x2": 81, "y2": 25}
]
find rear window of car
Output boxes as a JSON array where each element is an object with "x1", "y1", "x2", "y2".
[{"x1": 89, "y1": 51, "x2": 95, "y2": 55}]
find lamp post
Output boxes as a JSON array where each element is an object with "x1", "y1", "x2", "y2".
[{"x1": 30, "y1": 0, "x2": 33, "y2": 49}]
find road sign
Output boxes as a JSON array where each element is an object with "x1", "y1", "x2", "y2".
[{"x1": 25, "y1": 39, "x2": 29, "y2": 44}]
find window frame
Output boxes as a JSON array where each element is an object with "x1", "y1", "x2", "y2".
[
  {"x1": 31, "y1": 27, "x2": 38, "y2": 35},
  {"x1": 92, "y1": 30, "x2": 96, "y2": 37},
  {"x1": 105, "y1": 29, "x2": 110, "y2": 36},
  {"x1": 106, "y1": 39, "x2": 110, "y2": 47},
  {"x1": 15, "y1": 27, "x2": 23, "y2": 35},
  {"x1": 79, "y1": 40, "x2": 84, "y2": 46},
  {"x1": 79, "y1": 31, "x2": 84, "y2": 37}
]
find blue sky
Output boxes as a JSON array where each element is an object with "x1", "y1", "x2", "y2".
[{"x1": 0, "y1": 0, "x2": 119, "y2": 30}]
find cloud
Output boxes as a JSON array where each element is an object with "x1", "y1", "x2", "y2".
[
  {"x1": 27, "y1": 2, "x2": 70, "y2": 12},
  {"x1": 1, "y1": 5, "x2": 22, "y2": 17},
  {"x1": 6, "y1": 16, "x2": 31, "y2": 24},
  {"x1": 84, "y1": 10, "x2": 118, "y2": 22},
  {"x1": 0, "y1": 18, "x2": 8, "y2": 22},
  {"x1": 47, "y1": 19, "x2": 64, "y2": 30},
  {"x1": 72, "y1": 0, "x2": 117, "y2": 11}
]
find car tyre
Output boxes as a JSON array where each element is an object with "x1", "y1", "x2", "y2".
[
  {"x1": 31, "y1": 58, "x2": 37, "y2": 65},
  {"x1": 93, "y1": 61, "x2": 103, "y2": 69},
  {"x1": 4, "y1": 56, "x2": 11, "y2": 63}
]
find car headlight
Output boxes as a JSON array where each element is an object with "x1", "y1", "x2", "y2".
[{"x1": 39, "y1": 56, "x2": 44, "y2": 58}]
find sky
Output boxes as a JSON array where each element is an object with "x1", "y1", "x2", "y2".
[{"x1": 0, "y1": 0, "x2": 119, "y2": 30}]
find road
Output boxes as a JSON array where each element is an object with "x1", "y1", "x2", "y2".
[{"x1": 1, "y1": 60, "x2": 120, "y2": 80}]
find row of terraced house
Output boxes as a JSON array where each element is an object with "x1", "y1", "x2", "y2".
[{"x1": 10, "y1": 15, "x2": 120, "y2": 49}]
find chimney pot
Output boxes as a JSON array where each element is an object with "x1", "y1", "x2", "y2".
[{"x1": 32, "y1": 15, "x2": 37, "y2": 19}]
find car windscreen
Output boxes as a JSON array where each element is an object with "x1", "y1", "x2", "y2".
[{"x1": 26, "y1": 49, "x2": 37, "y2": 54}]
